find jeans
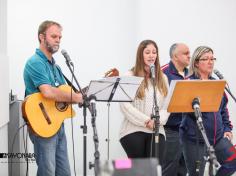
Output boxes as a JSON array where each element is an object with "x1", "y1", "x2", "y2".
[
  {"x1": 29, "y1": 124, "x2": 71, "y2": 176},
  {"x1": 182, "y1": 137, "x2": 236, "y2": 176},
  {"x1": 162, "y1": 128, "x2": 187, "y2": 176}
]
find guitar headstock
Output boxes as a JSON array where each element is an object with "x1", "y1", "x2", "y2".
[{"x1": 104, "y1": 68, "x2": 119, "y2": 77}]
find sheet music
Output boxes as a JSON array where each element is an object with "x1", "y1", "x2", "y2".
[
  {"x1": 163, "y1": 80, "x2": 178, "y2": 110},
  {"x1": 86, "y1": 76, "x2": 143, "y2": 102}
]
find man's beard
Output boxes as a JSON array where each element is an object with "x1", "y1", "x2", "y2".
[{"x1": 44, "y1": 40, "x2": 59, "y2": 54}]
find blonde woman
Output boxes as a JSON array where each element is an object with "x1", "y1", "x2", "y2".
[{"x1": 180, "y1": 46, "x2": 236, "y2": 176}]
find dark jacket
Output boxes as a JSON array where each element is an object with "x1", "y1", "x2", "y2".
[
  {"x1": 161, "y1": 61, "x2": 188, "y2": 130},
  {"x1": 180, "y1": 74, "x2": 232, "y2": 145}
]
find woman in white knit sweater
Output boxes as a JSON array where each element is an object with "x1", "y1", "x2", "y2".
[{"x1": 119, "y1": 40, "x2": 170, "y2": 164}]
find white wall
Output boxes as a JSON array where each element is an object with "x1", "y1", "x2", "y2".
[
  {"x1": 0, "y1": 0, "x2": 9, "y2": 127},
  {"x1": 135, "y1": 2, "x2": 236, "y2": 174},
  {"x1": 135, "y1": 0, "x2": 236, "y2": 144},
  {"x1": 8, "y1": 0, "x2": 136, "y2": 175},
  {"x1": 0, "y1": 0, "x2": 9, "y2": 175},
  {"x1": 7, "y1": 0, "x2": 236, "y2": 175}
]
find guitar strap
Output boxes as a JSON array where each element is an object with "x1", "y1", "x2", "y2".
[
  {"x1": 55, "y1": 65, "x2": 89, "y2": 110},
  {"x1": 55, "y1": 65, "x2": 78, "y2": 93}
]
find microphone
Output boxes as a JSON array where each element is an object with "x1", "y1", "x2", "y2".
[
  {"x1": 192, "y1": 97, "x2": 200, "y2": 109},
  {"x1": 61, "y1": 49, "x2": 74, "y2": 66},
  {"x1": 214, "y1": 69, "x2": 236, "y2": 102},
  {"x1": 213, "y1": 69, "x2": 224, "y2": 79},
  {"x1": 89, "y1": 94, "x2": 97, "y2": 117},
  {"x1": 192, "y1": 98, "x2": 202, "y2": 119},
  {"x1": 150, "y1": 63, "x2": 155, "y2": 79}
]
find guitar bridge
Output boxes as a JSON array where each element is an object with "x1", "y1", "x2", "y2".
[{"x1": 39, "y1": 102, "x2": 52, "y2": 124}]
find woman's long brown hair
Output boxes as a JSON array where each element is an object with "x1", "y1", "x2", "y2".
[{"x1": 132, "y1": 40, "x2": 168, "y2": 99}]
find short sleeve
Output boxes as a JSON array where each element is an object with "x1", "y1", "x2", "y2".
[{"x1": 25, "y1": 59, "x2": 51, "y2": 88}]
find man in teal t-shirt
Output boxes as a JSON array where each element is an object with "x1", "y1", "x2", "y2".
[{"x1": 23, "y1": 20, "x2": 83, "y2": 176}]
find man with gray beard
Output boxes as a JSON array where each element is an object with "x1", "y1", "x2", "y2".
[{"x1": 23, "y1": 20, "x2": 83, "y2": 176}]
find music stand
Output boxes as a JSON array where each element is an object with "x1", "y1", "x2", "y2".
[
  {"x1": 164, "y1": 79, "x2": 226, "y2": 176},
  {"x1": 86, "y1": 76, "x2": 143, "y2": 175},
  {"x1": 86, "y1": 76, "x2": 143, "y2": 102},
  {"x1": 164, "y1": 80, "x2": 226, "y2": 112}
]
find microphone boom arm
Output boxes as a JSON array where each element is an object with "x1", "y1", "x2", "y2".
[
  {"x1": 225, "y1": 86, "x2": 236, "y2": 103},
  {"x1": 214, "y1": 69, "x2": 236, "y2": 102}
]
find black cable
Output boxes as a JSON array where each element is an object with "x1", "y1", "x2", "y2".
[
  {"x1": 26, "y1": 128, "x2": 29, "y2": 176},
  {"x1": 22, "y1": 125, "x2": 26, "y2": 174},
  {"x1": 22, "y1": 124, "x2": 29, "y2": 176},
  {"x1": 22, "y1": 125, "x2": 26, "y2": 151},
  {"x1": 56, "y1": 63, "x2": 77, "y2": 175},
  {"x1": 10, "y1": 123, "x2": 27, "y2": 176},
  {"x1": 70, "y1": 65, "x2": 77, "y2": 176}
]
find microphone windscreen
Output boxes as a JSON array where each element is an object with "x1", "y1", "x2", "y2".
[
  {"x1": 213, "y1": 69, "x2": 224, "y2": 79},
  {"x1": 150, "y1": 64, "x2": 155, "y2": 78},
  {"x1": 61, "y1": 49, "x2": 67, "y2": 56}
]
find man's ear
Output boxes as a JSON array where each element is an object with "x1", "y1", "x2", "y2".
[
  {"x1": 173, "y1": 53, "x2": 179, "y2": 61},
  {"x1": 39, "y1": 34, "x2": 45, "y2": 43}
]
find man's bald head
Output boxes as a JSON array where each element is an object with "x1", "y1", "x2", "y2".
[{"x1": 169, "y1": 43, "x2": 190, "y2": 71}]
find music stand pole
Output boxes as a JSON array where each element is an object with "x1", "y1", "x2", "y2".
[
  {"x1": 65, "y1": 60, "x2": 90, "y2": 176},
  {"x1": 105, "y1": 102, "x2": 111, "y2": 160},
  {"x1": 86, "y1": 77, "x2": 123, "y2": 175},
  {"x1": 192, "y1": 98, "x2": 219, "y2": 176},
  {"x1": 151, "y1": 78, "x2": 160, "y2": 161}
]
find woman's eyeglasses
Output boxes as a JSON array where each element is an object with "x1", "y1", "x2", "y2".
[{"x1": 198, "y1": 57, "x2": 217, "y2": 62}]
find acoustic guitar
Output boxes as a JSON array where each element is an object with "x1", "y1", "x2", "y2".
[{"x1": 22, "y1": 68, "x2": 119, "y2": 138}]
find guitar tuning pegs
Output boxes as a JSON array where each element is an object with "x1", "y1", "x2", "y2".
[{"x1": 104, "y1": 68, "x2": 119, "y2": 77}]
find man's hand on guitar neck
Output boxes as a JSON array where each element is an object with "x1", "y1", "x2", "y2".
[{"x1": 39, "y1": 84, "x2": 83, "y2": 103}]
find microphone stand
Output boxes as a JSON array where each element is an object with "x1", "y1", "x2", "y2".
[
  {"x1": 192, "y1": 98, "x2": 219, "y2": 176},
  {"x1": 225, "y1": 86, "x2": 236, "y2": 103},
  {"x1": 65, "y1": 59, "x2": 90, "y2": 176},
  {"x1": 151, "y1": 77, "x2": 160, "y2": 163},
  {"x1": 88, "y1": 95, "x2": 101, "y2": 176},
  {"x1": 213, "y1": 70, "x2": 236, "y2": 103}
]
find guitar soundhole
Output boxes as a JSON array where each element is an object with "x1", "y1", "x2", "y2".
[{"x1": 55, "y1": 102, "x2": 68, "y2": 112}]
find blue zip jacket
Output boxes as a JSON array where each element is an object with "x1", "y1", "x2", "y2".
[
  {"x1": 161, "y1": 61, "x2": 188, "y2": 130},
  {"x1": 180, "y1": 74, "x2": 232, "y2": 145}
]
